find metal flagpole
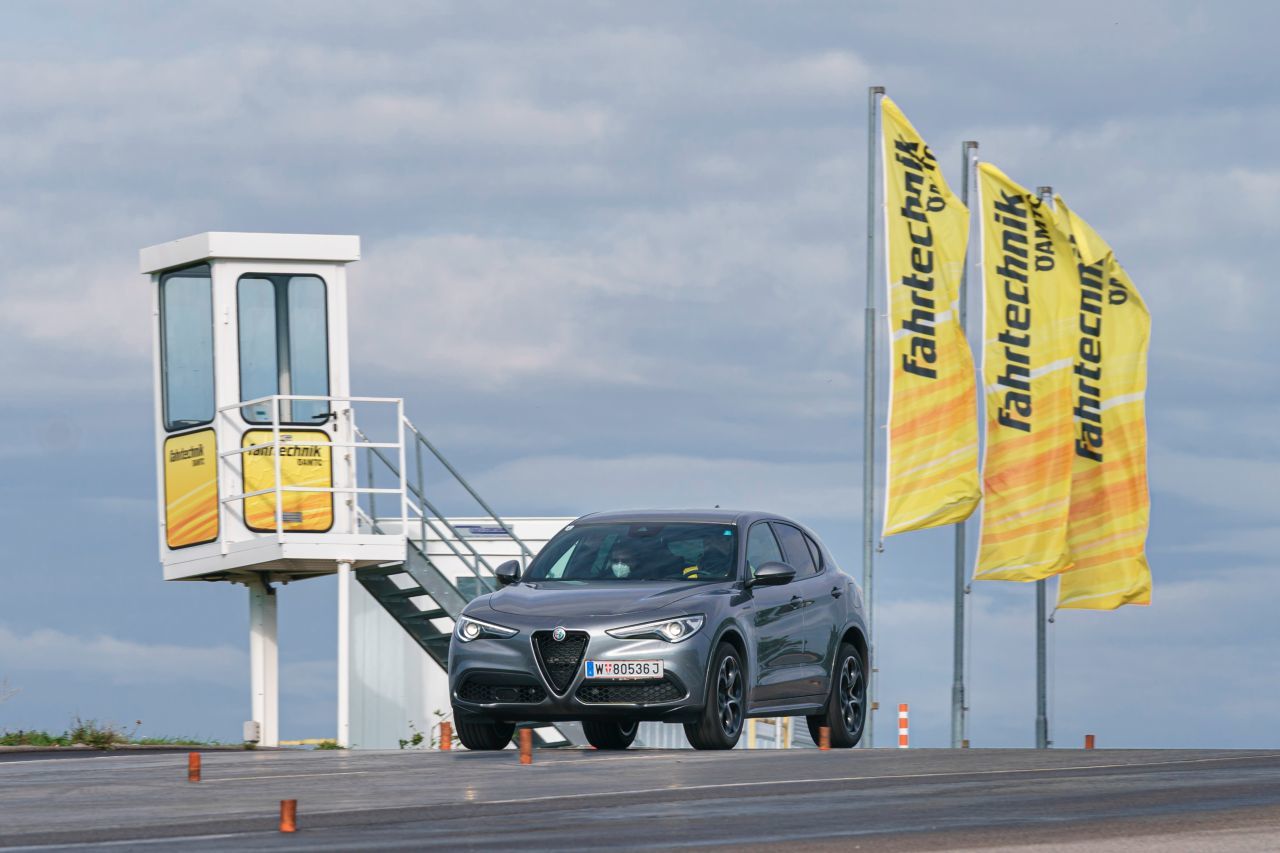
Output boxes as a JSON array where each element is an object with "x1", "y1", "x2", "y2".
[
  {"x1": 1034, "y1": 185, "x2": 1054, "y2": 750},
  {"x1": 952, "y1": 140, "x2": 979, "y2": 749},
  {"x1": 863, "y1": 85, "x2": 884, "y2": 748},
  {"x1": 1035, "y1": 579, "x2": 1048, "y2": 748}
]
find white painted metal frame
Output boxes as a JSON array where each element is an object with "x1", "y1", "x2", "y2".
[
  {"x1": 140, "y1": 232, "x2": 359, "y2": 275},
  {"x1": 248, "y1": 577, "x2": 279, "y2": 747},
  {"x1": 215, "y1": 393, "x2": 408, "y2": 546}
]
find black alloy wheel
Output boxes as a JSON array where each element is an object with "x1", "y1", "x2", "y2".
[
  {"x1": 806, "y1": 642, "x2": 866, "y2": 748},
  {"x1": 685, "y1": 642, "x2": 745, "y2": 750},
  {"x1": 582, "y1": 719, "x2": 639, "y2": 750},
  {"x1": 454, "y1": 716, "x2": 516, "y2": 751}
]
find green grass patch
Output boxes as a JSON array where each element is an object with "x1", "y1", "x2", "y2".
[
  {"x1": 1, "y1": 719, "x2": 223, "y2": 749},
  {"x1": 66, "y1": 718, "x2": 129, "y2": 749},
  {"x1": 0, "y1": 730, "x2": 69, "y2": 747}
]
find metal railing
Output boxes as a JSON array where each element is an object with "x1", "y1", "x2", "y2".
[
  {"x1": 356, "y1": 416, "x2": 537, "y2": 597},
  {"x1": 405, "y1": 422, "x2": 535, "y2": 564},
  {"x1": 212, "y1": 395, "x2": 530, "y2": 596},
  {"x1": 216, "y1": 394, "x2": 407, "y2": 547}
]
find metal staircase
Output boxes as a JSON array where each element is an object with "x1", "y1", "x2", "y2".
[{"x1": 353, "y1": 418, "x2": 579, "y2": 747}]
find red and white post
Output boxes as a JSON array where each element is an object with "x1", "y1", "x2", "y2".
[{"x1": 897, "y1": 703, "x2": 909, "y2": 749}]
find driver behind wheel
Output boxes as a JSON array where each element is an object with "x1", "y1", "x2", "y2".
[{"x1": 682, "y1": 533, "x2": 733, "y2": 580}]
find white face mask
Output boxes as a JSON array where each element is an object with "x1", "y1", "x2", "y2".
[{"x1": 610, "y1": 560, "x2": 631, "y2": 578}]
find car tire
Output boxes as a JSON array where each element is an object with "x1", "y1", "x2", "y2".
[
  {"x1": 454, "y1": 717, "x2": 516, "y2": 751},
  {"x1": 684, "y1": 642, "x2": 745, "y2": 750},
  {"x1": 806, "y1": 641, "x2": 866, "y2": 748},
  {"x1": 582, "y1": 719, "x2": 639, "y2": 750}
]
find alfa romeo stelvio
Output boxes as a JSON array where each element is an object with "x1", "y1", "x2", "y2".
[{"x1": 448, "y1": 510, "x2": 869, "y2": 750}]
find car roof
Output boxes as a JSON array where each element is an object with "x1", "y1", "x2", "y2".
[{"x1": 573, "y1": 509, "x2": 790, "y2": 527}]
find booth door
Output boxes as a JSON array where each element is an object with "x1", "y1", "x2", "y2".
[{"x1": 236, "y1": 274, "x2": 334, "y2": 533}]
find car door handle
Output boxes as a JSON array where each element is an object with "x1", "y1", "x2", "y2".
[
  {"x1": 789, "y1": 595, "x2": 803, "y2": 610},
  {"x1": 830, "y1": 587, "x2": 843, "y2": 599}
]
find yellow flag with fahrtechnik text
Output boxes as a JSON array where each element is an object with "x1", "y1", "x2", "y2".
[
  {"x1": 880, "y1": 96, "x2": 981, "y2": 536},
  {"x1": 1053, "y1": 196, "x2": 1152, "y2": 609},
  {"x1": 974, "y1": 164, "x2": 1078, "y2": 582}
]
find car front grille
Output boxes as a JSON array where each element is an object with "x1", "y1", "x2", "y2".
[
  {"x1": 532, "y1": 630, "x2": 589, "y2": 694},
  {"x1": 457, "y1": 680, "x2": 547, "y2": 704},
  {"x1": 576, "y1": 677, "x2": 684, "y2": 705}
]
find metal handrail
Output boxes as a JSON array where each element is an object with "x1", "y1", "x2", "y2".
[
  {"x1": 224, "y1": 485, "x2": 402, "y2": 502},
  {"x1": 215, "y1": 394, "x2": 408, "y2": 545},
  {"x1": 219, "y1": 393, "x2": 403, "y2": 411},
  {"x1": 404, "y1": 421, "x2": 535, "y2": 563},
  {"x1": 356, "y1": 427, "x2": 501, "y2": 589},
  {"x1": 411, "y1": 494, "x2": 497, "y2": 581},
  {"x1": 218, "y1": 441, "x2": 400, "y2": 459},
  {"x1": 408, "y1": 502, "x2": 499, "y2": 590},
  {"x1": 211, "y1": 392, "x2": 528, "y2": 590},
  {"x1": 357, "y1": 500, "x2": 495, "y2": 598}
]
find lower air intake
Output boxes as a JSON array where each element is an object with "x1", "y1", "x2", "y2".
[
  {"x1": 457, "y1": 681, "x2": 547, "y2": 704},
  {"x1": 576, "y1": 678, "x2": 684, "y2": 704}
]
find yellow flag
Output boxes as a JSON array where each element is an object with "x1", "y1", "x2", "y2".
[
  {"x1": 974, "y1": 164, "x2": 1078, "y2": 581},
  {"x1": 880, "y1": 96, "x2": 981, "y2": 536},
  {"x1": 1053, "y1": 196, "x2": 1152, "y2": 609}
]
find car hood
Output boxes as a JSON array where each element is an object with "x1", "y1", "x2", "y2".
[{"x1": 486, "y1": 581, "x2": 716, "y2": 618}]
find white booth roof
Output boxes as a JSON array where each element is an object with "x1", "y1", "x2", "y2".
[{"x1": 140, "y1": 232, "x2": 361, "y2": 275}]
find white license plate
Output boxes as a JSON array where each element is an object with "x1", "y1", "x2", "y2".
[{"x1": 584, "y1": 660, "x2": 664, "y2": 680}]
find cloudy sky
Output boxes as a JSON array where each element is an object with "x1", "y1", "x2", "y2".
[{"x1": 2, "y1": 0, "x2": 1277, "y2": 748}]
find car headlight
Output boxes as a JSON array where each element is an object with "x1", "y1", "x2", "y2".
[
  {"x1": 606, "y1": 614, "x2": 704, "y2": 643},
  {"x1": 456, "y1": 615, "x2": 518, "y2": 643}
]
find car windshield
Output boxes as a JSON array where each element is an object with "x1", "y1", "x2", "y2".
[{"x1": 524, "y1": 522, "x2": 738, "y2": 582}]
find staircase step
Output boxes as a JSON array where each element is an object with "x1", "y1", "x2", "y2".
[
  {"x1": 377, "y1": 588, "x2": 431, "y2": 602},
  {"x1": 402, "y1": 609, "x2": 448, "y2": 621}
]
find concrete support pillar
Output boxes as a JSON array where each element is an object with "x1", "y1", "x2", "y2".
[
  {"x1": 337, "y1": 560, "x2": 352, "y2": 747},
  {"x1": 248, "y1": 576, "x2": 279, "y2": 747}
]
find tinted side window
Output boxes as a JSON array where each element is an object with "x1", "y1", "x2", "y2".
[
  {"x1": 772, "y1": 523, "x2": 817, "y2": 578},
  {"x1": 745, "y1": 522, "x2": 783, "y2": 576},
  {"x1": 804, "y1": 533, "x2": 823, "y2": 572}
]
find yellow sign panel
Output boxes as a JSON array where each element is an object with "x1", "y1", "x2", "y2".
[
  {"x1": 163, "y1": 429, "x2": 219, "y2": 549},
  {"x1": 880, "y1": 96, "x2": 981, "y2": 536},
  {"x1": 242, "y1": 429, "x2": 333, "y2": 533},
  {"x1": 1054, "y1": 197, "x2": 1152, "y2": 610},
  {"x1": 974, "y1": 164, "x2": 1078, "y2": 582}
]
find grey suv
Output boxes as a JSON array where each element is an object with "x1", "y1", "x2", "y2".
[{"x1": 448, "y1": 510, "x2": 869, "y2": 750}]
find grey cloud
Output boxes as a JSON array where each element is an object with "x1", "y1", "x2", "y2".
[
  {"x1": 0, "y1": 623, "x2": 245, "y2": 689},
  {"x1": 470, "y1": 453, "x2": 860, "y2": 525},
  {"x1": 1149, "y1": 444, "x2": 1280, "y2": 518}
]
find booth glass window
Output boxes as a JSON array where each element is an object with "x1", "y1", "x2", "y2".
[
  {"x1": 159, "y1": 265, "x2": 215, "y2": 432},
  {"x1": 238, "y1": 277, "x2": 277, "y2": 415},
  {"x1": 238, "y1": 274, "x2": 330, "y2": 424}
]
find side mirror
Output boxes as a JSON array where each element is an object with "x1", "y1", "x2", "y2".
[
  {"x1": 749, "y1": 561, "x2": 795, "y2": 587},
  {"x1": 494, "y1": 560, "x2": 521, "y2": 586}
]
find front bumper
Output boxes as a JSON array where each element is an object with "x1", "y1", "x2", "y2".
[{"x1": 449, "y1": 616, "x2": 711, "y2": 723}]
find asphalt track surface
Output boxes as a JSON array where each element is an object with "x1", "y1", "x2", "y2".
[{"x1": 1, "y1": 748, "x2": 1278, "y2": 851}]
